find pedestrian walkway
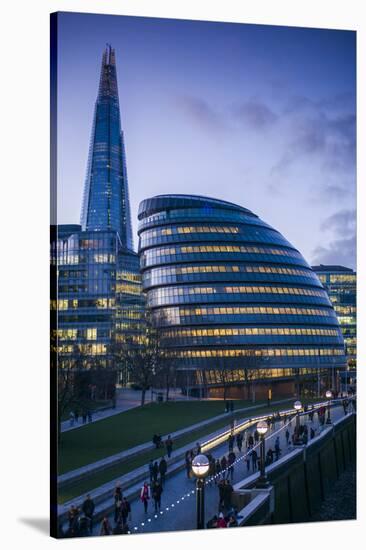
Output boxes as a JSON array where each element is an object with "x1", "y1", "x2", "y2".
[
  {"x1": 60, "y1": 401, "x2": 351, "y2": 536},
  {"x1": 117, "y1": 404, "x2": 348, "y2": 535},
  {"x1": 59, "y1": 397, "x2": 293, "y2": 485}
]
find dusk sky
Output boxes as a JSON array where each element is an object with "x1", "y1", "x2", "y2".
[{"x1": 56, "y1": 12, "x2": 356, "y2": 269}]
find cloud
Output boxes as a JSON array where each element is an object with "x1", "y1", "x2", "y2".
[
  {"x1": 320, "y1": 209, "x2": 356, "y2": 234},
  {"x1": 234, "y1": 99, "x2": 278, "y2": 130},
  {"x1": 175, "y1": 95, "x2": 227, "y2": 132},
  {"x1": 311, "y1": 208, "x2": 356, "y2": 269},
  {"x1": 311, "y1": 236, "x2": 356, "y2": 269},
  {"x1": 271, "y1": 93, "x2": 356, "y2": 180}
]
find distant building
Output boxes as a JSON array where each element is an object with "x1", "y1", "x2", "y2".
[
  {"x1": 312, "y1": 265, "x2": 356, "y2": 367},
  {"x1": 138, "y1": 194, "x2": 346, "y2": 399},
  {"x1": 51, "y1": 46, "x2": 143, "y2": 383}
]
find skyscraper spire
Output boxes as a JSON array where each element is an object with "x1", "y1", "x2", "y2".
[{"x1": 80, "y1": 45, "x2": 134, "y2": 250}]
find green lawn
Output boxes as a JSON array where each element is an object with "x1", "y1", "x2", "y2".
[
  {"x1": 57, "y1": 398, "x2": 322, "y2": 503},
  {"x1": 59, "y1": 400, "x2": 262, "y2": 474}
]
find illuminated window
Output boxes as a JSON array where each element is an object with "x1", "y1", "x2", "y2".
[{"x1": 86, "y1": 328, "x2": 97, "y2": 340}]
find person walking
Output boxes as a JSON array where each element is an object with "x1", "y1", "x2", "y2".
[
  {"x1": 254, "y1": 429, "x2": 259, "y2": 444},
  {"x1": 152, "y1": 461, "x2": 159, "y2": 483},
  {"x1": 140, "y1": 482, "x2": 150, "y2": 514},
  {"x1": 81, "y1": 494, "x2": 95, "y2": 534},
  {"x1": 236, "y1": 432, "x2": 243, "y2": 452},
  {"x1": 152, "y1": 480, "x2": 163, "y2": 512},
  {"x1": 82, "y1": 410, "x2": 87, "y2": 424},
  {"x1": 251, "y1": 448, "x2": 258, "y2": 471},
  {"x1": 99, "y1": 517, "x2": 111, "y2": 536},
  {"x1": 159, "y1": 456, "x2": 168, "y2": 486},
  {"x1": 74, "y1": 410, "x2": 79, "y2": 424},
  {"x1": 310, "y1": 427, "x2": 315, "y2": 439},
  {"x1": 227, "y1": 451, "x2": 236, "y2": 481},
  {"x1": 223, "y1": 479, "x2": 233, "y2": 512},
  {"x1": 113, "y1": 483, "x2": 123, "y2": 523},
  {"x1": 218, "y1": 478, "x2": 226, "y2": 512},
  {"x1": 165, "y1": 435, "x2": 173, "y2": 458},
  {"x1": 87, "y1": 410, "x2": 92, "y2": 423},
  {"x1": 248, "y1": 433, "x2": 254, "y2": 448},
  {"x1": 120, "y1": 497, "x2": 131, "y2": 527},
  {"x1": 285, "y1": 428, "x2": 290, "y2": 445},
  {"x1": 69, "y1": 411, "x2": 75, "y2": 428},
  {"x1": 67, "y1": 505, "x2": 79, "y2": 535},
  {"x1": 228, "y1": 434, "x2": 235, "y2": 452}
]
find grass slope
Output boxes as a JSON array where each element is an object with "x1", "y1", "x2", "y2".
[{"x1": 59, "y1": 400, "x2": 260, "y2": 474}]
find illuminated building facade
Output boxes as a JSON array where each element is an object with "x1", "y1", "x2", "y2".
[
  {"x1": 138, "y1": 195, "x2": 346, "y2": 398},
  {"x1": 52, "y1": 46, "x2": 143, "y2": 379},
  {"x1": 312, "y1": 265, "x2": 356, "y2": 367}
]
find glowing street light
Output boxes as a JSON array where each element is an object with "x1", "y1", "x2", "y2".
[
  {"x1": 325, "y1": 390, "x2": 332, "y2": 424},
  {"x1": 191, "y1": 454, "x2": 210, "y2": 529},
  {"x1": 256, "y1": 420, "x2": 269, "y2": 488},
  {"x1": 294, "y1": 400, "x2": 302, "y2": 442}
]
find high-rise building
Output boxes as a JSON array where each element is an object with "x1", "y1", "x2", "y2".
[
  {"x1": 80, "y1": 45, "x2": 133, "y2": 249},
  {"x1": 312, "y1": 265, "x2": 356, "y2": 368},
  {"x1": 138, "y1": 195, "x2": 346, "y2": 399},
  {"x1": 52, "y1": 46, "x2": 143, "y2": 380}
]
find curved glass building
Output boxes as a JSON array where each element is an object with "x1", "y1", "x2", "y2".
[{"x1": 138, "y1": 195, "x2": 346, "y2": 398}]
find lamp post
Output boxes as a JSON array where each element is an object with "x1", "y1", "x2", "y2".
[
  {"x1": 325, "y1": 390, "x2": 332, "y2": 424},
  {"x1": 294, "y1": 400, "x2": 302, "y2": 443},
  {"x1": 256, "y1": 420, "x2": 269, "y2": 488},
  {"x1": 191, "y1": 454, "x2": 210, "y2": 529}
]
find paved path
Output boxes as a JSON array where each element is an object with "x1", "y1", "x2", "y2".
[{"x1": 87, "y1": 404, "x2": 349, "y2": 536}]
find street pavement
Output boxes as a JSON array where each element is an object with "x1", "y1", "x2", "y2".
[{"x1": 87, "y1": 403, "x2": 350, "y2": 536}]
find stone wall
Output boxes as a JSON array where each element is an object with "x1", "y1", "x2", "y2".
[{"x1": 235, "y1": 413, "x2": 356, "y2": 526}]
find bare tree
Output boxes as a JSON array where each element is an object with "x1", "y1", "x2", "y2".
[
  {"x1": 216, "y1": 364, "x2": 231, "y2": 401},
  {"x1": 242, "y1": 351, "x2": 263, "y2": 400},
  {"x1": 112, "y1": 311, "x2": 163, "y2": 406}
]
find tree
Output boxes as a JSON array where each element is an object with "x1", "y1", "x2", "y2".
[
  {"x1": 214, "y1": 363, "x2": 231, "y2": 401},
  {"x1": 242, "y1": 351, "x2": 264, "y2": 401},
  {"x1": 57, "y1": 345, "x2": 85, "y2": 441},
  {"x1": 112, "y1": 311, "x2": 164, "y2": 406}
]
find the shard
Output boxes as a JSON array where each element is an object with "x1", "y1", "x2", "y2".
[{"x1": 80, "y1": 45, "x2": 133, "y2": 250}]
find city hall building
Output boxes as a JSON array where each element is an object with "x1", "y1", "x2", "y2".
[{"x1": 138, "y1": 195, "x2": 346, "y2": 399}]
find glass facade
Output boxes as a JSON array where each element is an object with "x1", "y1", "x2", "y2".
[
  {"x1": 52, "y1": 46, "x2": 143, "y2": 378},
  {"x1": 312, "y1": 265, "x2": 356, "y2": 366},
  {"x1": 138, "y1": 195, "x2": 346, "y2": 395},
  {"x1": 80, "y1": 45, "x2": 133, "y2": 250}
]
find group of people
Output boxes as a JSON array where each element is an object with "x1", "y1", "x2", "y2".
[
  {"x1": 140, "y1": 479, "x2": 164, "y2": 514},
  {"x1": 61, "y1": 494, "x2": 97, "y2": 537},
  {"x1": 152, "y1": 433, "x2": 174, "y2": 457},
  {"x1": 69, "y1": 409, "x2": 93, "y2": 427},
  {"x1": 207, "y1": 511, "x2": 238, "y2": 529},
  {"x1": 97, "y1": 483, "x2": 132, "y2": 535},
  {"x1": 61, "y1": 396, "x2": 356, "y2": 538}
]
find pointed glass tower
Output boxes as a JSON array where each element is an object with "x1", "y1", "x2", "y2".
[{"x1": 81, "y1": 45, "x2": 134, "y2": 250}]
